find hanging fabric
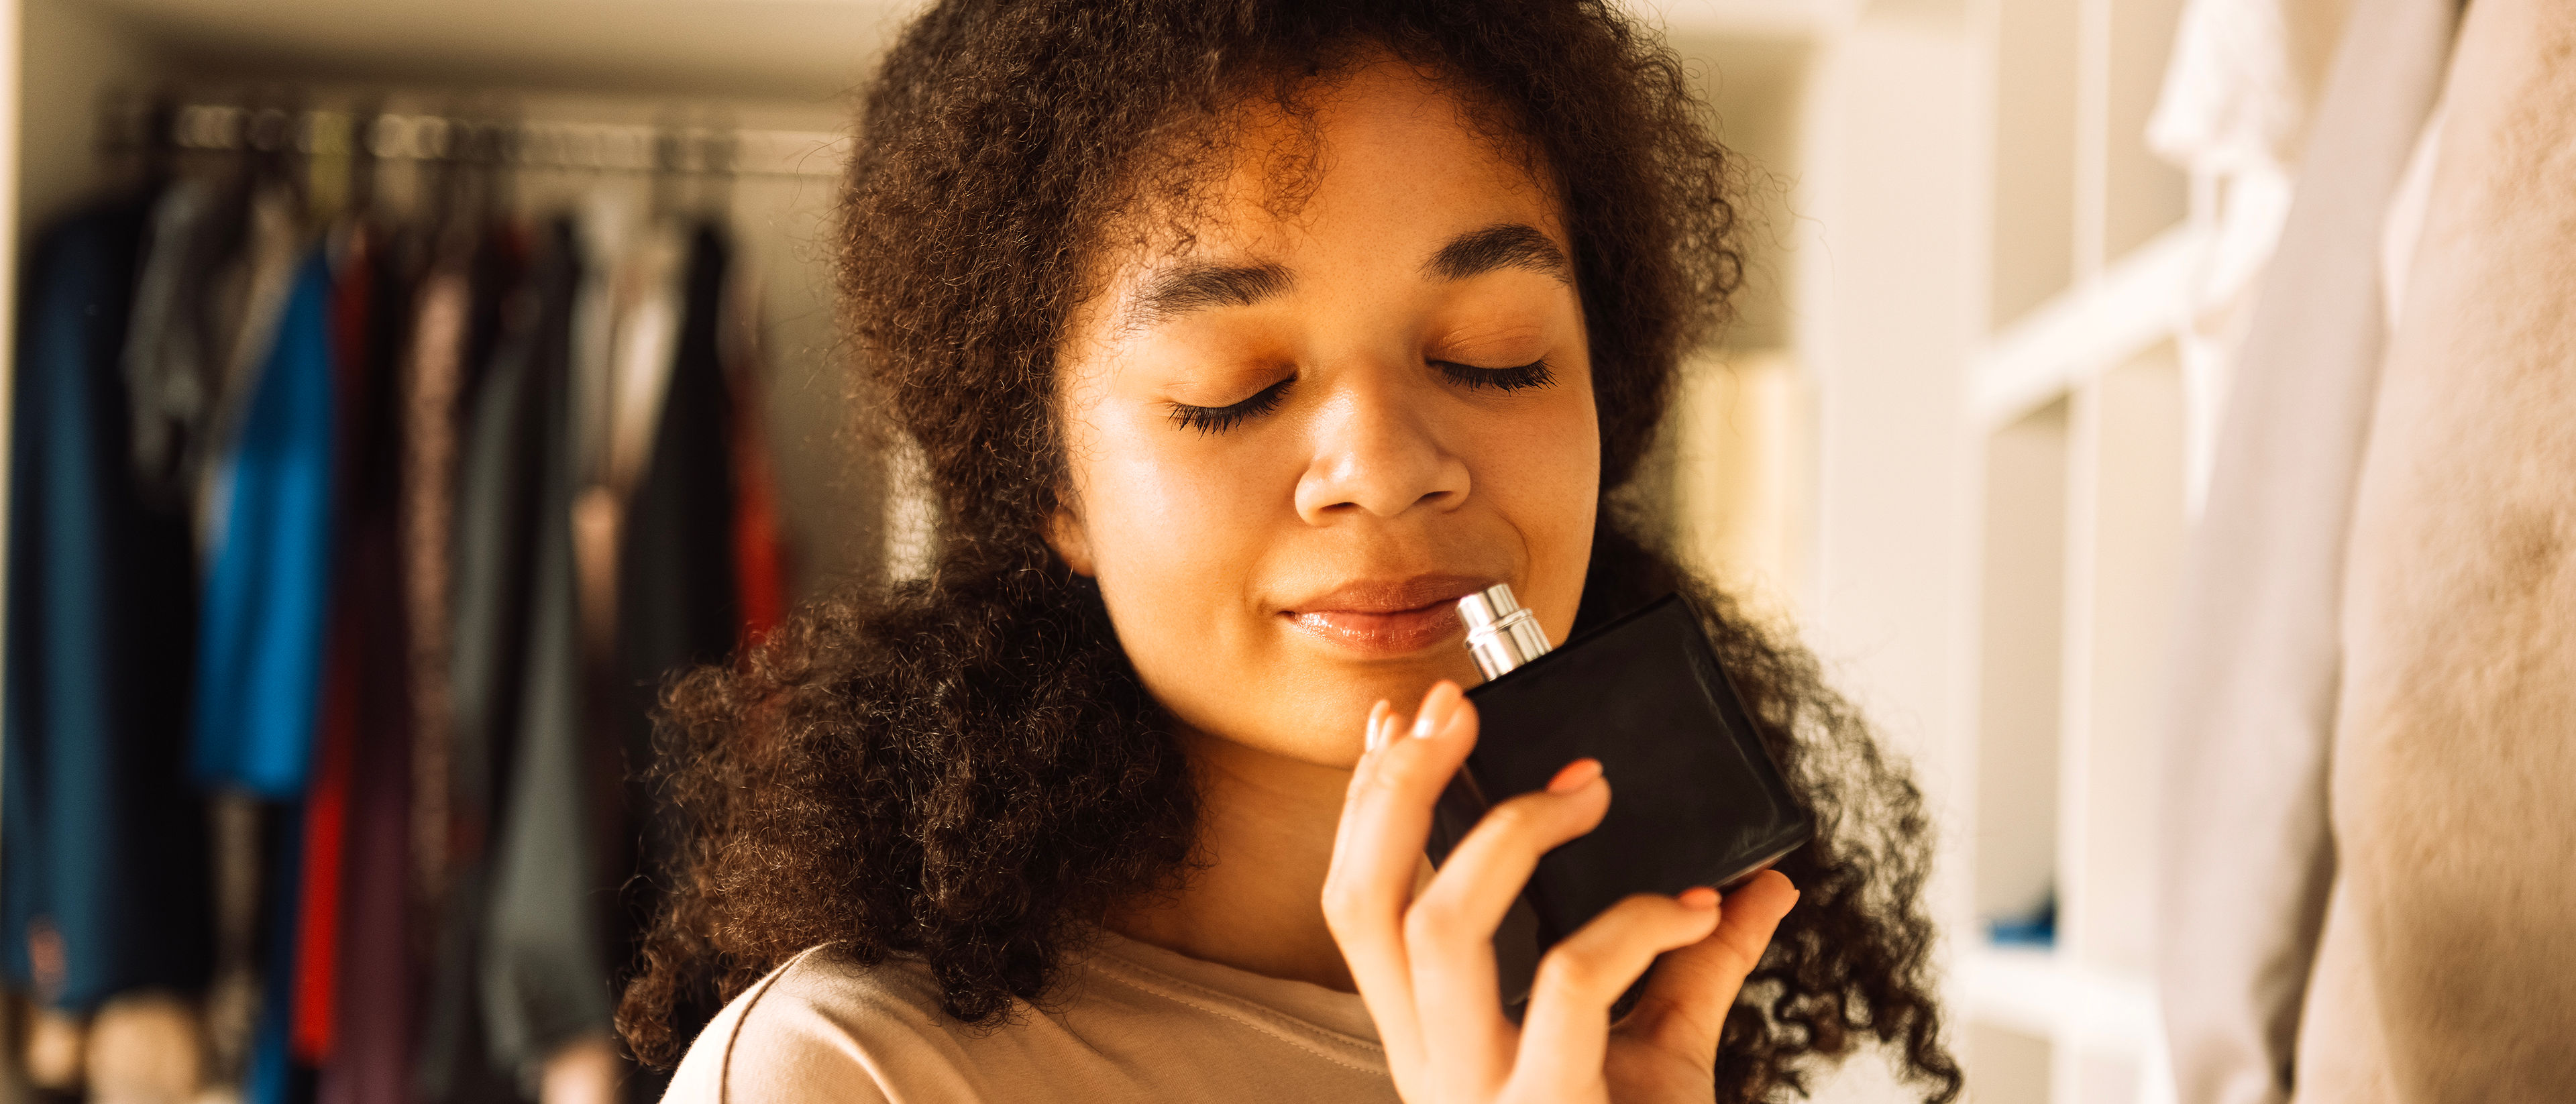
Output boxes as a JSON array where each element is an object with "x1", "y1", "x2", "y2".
[
  {"x1": 613, "y1": 221, "x2": 744, "y2": 901},
  {"x1": 190, "y1": 243, "x2": 341, "y2": 798},
  {"x1": 313, "y1": 219, "x2": 427, "y2": 1104},
  {"x1": 404, "y1": 245, "x2": 472, "y2": 936},
  {"x1": 723, "y1": 254, "x2": 791, "y2": 647},
  {"x1": 418, "y1": 217, "x2": 558, "y2": 1104},
  {"x1": 243, "y1": 809, "x2": 305, "y2": 1104},
  {"x1": 123, "y1": 177, "x2": 246, "y2": 512},
  {"x1": 1, "y1": 192, "x2": 214, "y2": 1015},
  {"x1": 478, "y1": 215, "x2": 614, "y2": 1085},
  {"x1": 2151, "y1": 0, "x2": 2459, "y2": 1100},
  {"x1": 288, "y1": 228, "x2": 378, "y2": 1071},
  {"x1": 2312, "y1": 0, "x2": 2576, "y2": 1094},
  {"x1": 3, "y1": 98, "x2": 809, "y2": 1104}
]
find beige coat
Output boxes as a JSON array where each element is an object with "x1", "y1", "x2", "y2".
[
  {"x1": 2299, "y1": 0, "x2": 2576, "y2": 1096},
  {"x1": 2155, "y1": 0, "x2": 2455, "y2": 1098}
]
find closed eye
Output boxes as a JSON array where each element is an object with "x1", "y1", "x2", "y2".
[
  {"x1": 1434, "y1": 357, "x2": 1556, "y2": 392},
  {"x1": 1167, "y1": 376, "x2": 1292, "y2": 435}
]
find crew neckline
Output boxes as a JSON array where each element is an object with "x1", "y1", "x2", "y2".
[{"x1": 1080, "y1": 929, "x2": 1383, "y2": 1049}]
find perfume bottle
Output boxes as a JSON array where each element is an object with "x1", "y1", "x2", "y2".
[{"x1": 1426, "y1": 584, "x2": 1810, "y2": 956}]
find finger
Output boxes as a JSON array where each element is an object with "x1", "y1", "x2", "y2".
[
  {"x1": 1515, "y1": 891, "x2": 1723, "y2": 1091},
  {"x1": 1621, "y1": 870, "x2": 1799, "y2": 1060},
  {"x1": 1402, "y1": 752, "x2": 1608, "y2": 1091},
  {"x1": 1323, "y1": 701, "x2": 1415, "y2": 1052},
  {"x1": 1321, "y1": 684, "x2": 1471, "y2": 1075},
  {"x1": 1400, "y1": 755, "x2": 1605, "y2": 1025}
]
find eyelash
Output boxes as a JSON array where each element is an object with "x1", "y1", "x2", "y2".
[
  {"x1": 1169, "y1": 378, "x2": 1291, "y2": 435},
  {"x1": 1435, "y1": 357, "x2": 1557, "y2": 392},
  {"x1": 1165, "y1": 357, "x2": 1558, "y2": 435}
]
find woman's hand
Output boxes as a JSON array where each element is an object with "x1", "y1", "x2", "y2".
[{"x1": 1324, "y1": 679, "x2": 1799, "y2": 1103}]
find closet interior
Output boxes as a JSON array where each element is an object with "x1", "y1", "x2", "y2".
[{"x1": 1, "y1": 1, "x2": 908, "y2": 1101}]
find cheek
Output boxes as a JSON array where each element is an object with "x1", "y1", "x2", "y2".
[
  {"x1": 1073, "y1": 412, "x2": 1295, "y2": 639},
  {"x1": 1476, "y1": 380, "x2": 1599, "y2": 632},
  {"x1": 1506, "y1": 385, "x2": 1600, "y2": 506}
]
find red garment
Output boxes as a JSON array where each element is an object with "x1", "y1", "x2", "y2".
[
  {"x1": 729, "y1": 410, "x2": 788, "y2": 647},
  {"x1": 724, "y1": 280, "x2": 790, "y2": 647},
  {"x1": 290, "y1": 612, "x2": 358, "y2": 1062},
  {"x1": 287, "y1": 227, "x2": 380, "y2": 1063}
]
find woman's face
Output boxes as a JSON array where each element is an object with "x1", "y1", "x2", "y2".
[{"x1": 1050, "y1": 58, "x2": 1598, "y2": 768}]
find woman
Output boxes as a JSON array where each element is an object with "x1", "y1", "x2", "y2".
[{"x1": 621, "y1": 1, "x2": 1961, "y2": 1101}]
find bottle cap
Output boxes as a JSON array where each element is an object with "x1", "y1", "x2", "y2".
[{"x1": 1458, "y1": 583, "x2": 1552, "y2": 680}]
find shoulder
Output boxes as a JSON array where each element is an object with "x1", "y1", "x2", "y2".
[
  {"x1": 661, "y1": 946, "x2": 981, "y2": 1104},
  {"x1": 658, "y1": 937, "x2": 1394, "y2": 1104}
]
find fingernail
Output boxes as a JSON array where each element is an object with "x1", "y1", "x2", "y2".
[
  {"x1": 1434, "y1": 692, "x2": 1474, "y2": 739},
  {"x1": 1678, "y1": 887, "x2": 1719, "y2": 909},
  {"x1": 1365, "y1": 700, "x2": 1391, "y2": 753},
  {"x1": 1545, "y1": 758, "x2": 1602, "y2": 793},
  {"x1": 1411, "y1": 681, "x2": 1457, "y2": 739}
]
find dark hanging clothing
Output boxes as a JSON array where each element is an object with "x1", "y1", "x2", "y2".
[
  {"x1": 480, "y1": 216, "x2": 615, "y2": 1085},
  {"x1": 596, "y1": 223, "x2": 747, "y2": 1101},
  {"x1": 612, "y1": 222, "x2": 741, "y2": 942},
  {"x1": 307, "y1": 223, "x2": 425, "y2": 1104},
  {"x1": 245, "y1": 810, "x2": 307, "y2": 1104},
  {"x1": 458, "y1": 226, "x2": 529, "y2": 427},
  {"x1": 0, "y1": 195, "x2": 214, "y2": 1013},
  {"x1": 122, "y1": 178, "x2": 249, "y2": 512},
  {"x1": 318, "y1": 575, "x2": 419, "y2": 1104},
  {"x1": 402, "y1": 256, "x2": 471, "y2": 953},
  {"x1": 417, "y1": 220, "x2": 585, "y2": 1103},
  {"x1": 619, "y1": 223, "x2": 744, "y2": 683}
]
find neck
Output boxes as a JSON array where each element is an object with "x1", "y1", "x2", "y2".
[{"x1": 1110, "y1": 728, "x2": 1358, "y2": 992}]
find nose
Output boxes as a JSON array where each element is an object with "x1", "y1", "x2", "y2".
[{"x1": 1293, "y1": 368, "x2": 1471, "y2": 523}]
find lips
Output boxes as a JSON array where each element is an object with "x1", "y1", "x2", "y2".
[{"x1": 1279, "y1": 573, "x2": 1497, "y2": 656}]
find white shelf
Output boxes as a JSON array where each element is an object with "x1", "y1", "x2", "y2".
[
  {"x1": 1967, "y1": 223, "x2": 2207, "y2": 430},
  {"x1": 1951, "y1": 1, "x2": 2199, "y2": 1101},
  {"x1": 1961, "y1": 944, "x2": 2176, "y2": 1104},
  {"x1": 1960, "y1": 946, "x2": 2159, "y2": 1056}
]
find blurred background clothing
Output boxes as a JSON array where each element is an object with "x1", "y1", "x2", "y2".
[
  {"x1": 5, "y1": 89, "x2": 821, "y2": 1104},
  {"x1": 0, "y1": 2, "x2": 2571, "y2": 1104},
  {"x1": 2153, "y1": 0, "x2": 2456, "y2": 1100},
  {"x1": 3, "y1": 190, "x2": 211, "y2": 1026},
  {"x1": 2306, "y1": 0, "x2": 2576, "y2": 1095}
]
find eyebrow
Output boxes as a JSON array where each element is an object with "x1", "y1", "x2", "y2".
[
  {"x1": 1424, "y1": 222, "x2": 1572, "y2": 285},
  {"x1": 1124, "y1": 261, "x2": 1295, "y2": 331},
  {"x1": 1118, "y1": 221, "x2": 1572, "y2": 332}
]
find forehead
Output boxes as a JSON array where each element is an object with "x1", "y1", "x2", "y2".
[{"x1": 1103, "y1": 55, "x2": 1565, "y2": 281}]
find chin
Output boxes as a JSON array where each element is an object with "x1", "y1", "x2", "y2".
[{"x1": 1142, "y1": 637, "x2": 1481, "y2": 769}]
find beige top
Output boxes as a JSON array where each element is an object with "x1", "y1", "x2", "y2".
[{"x1": 661, "y1": 933, "x2": 1397, "y2": 1103}]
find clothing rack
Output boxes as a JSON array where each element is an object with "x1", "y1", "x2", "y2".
[
  {"x1": 13, "y1": 80, "x2": 819, "y2": 1104},
  {"x1": 104, "y1": 99, "x2": 845, "y2": 179}
]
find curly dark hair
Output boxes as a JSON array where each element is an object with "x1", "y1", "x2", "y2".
[{"x1": 616, "y1": 1, "x2": 1962, "y2": 1100}]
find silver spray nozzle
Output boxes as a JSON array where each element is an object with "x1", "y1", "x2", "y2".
[{"x1": 1458, "y1": 583, "x2": 1553, "y2": 680}]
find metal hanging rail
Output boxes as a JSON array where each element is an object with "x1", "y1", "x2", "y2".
[{"x1": 132, "y1": 101, "x2": 846, "y2": 180}]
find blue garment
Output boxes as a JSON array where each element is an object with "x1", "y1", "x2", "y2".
[
  {"x1": 1, "y1": 197, "x2": 214, "y2": 1010},
  {"x1": 190, "y1": 248, "x2": 337, "y2": 797}
]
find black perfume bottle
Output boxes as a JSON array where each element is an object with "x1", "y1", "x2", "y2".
[{"x1": 1426, "y1": 584, "x2": 1810, "y2": 956}]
